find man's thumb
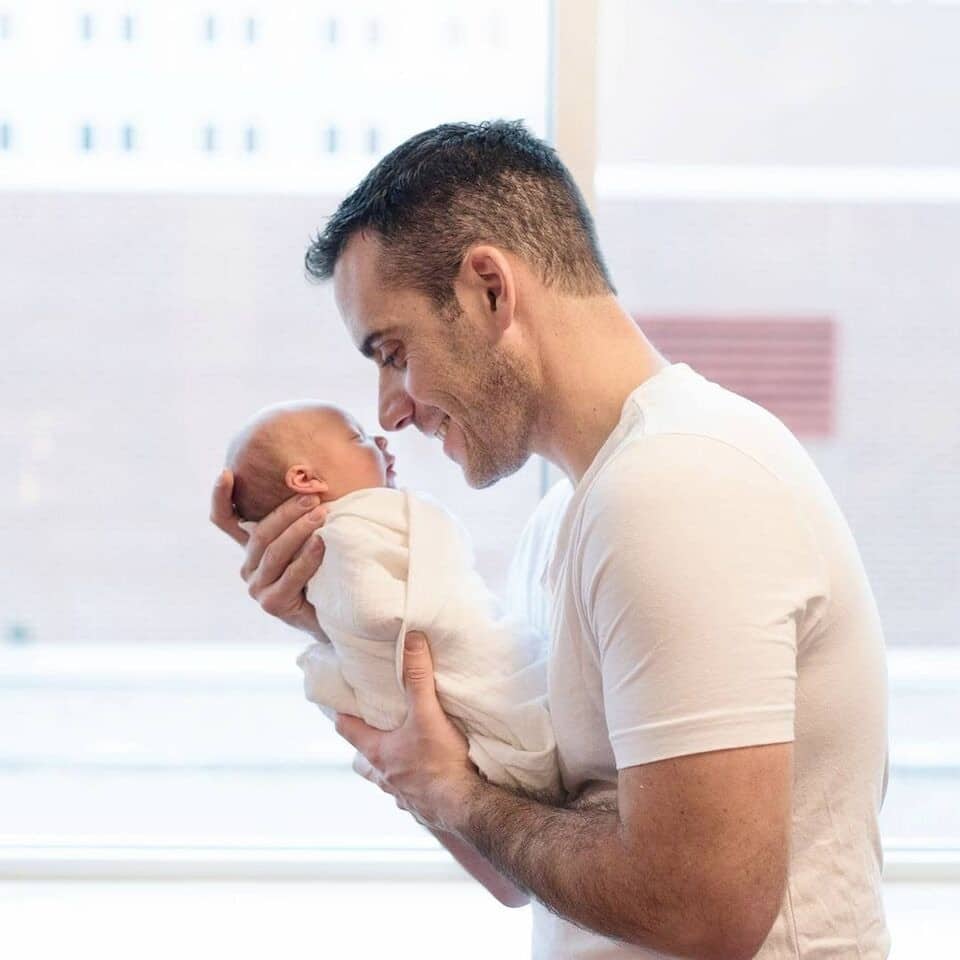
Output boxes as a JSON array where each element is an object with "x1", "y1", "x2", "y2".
[{"x1": 402, "y1": 631, "x2": 436, "y2": 704}]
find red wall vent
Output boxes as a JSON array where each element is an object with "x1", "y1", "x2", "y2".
[{"x1": 638, "y1": 315, "x2": 836, "y2": 439}]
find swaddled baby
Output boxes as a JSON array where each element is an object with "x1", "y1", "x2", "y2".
[{"x1": 226, "y1": 400, "x2": 562, "y2": 801}]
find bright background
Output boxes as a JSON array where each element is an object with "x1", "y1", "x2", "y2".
[{"x1": 2, "y1": 0, "x2": 958, "y2": 955}]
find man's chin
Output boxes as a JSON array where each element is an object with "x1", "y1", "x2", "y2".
[
  {"x1": 460, "y1": 449, "x2": 530, "y2": 490},
  {"x1": 463, "y1": 469, "x2": 500, "y2": 490}
]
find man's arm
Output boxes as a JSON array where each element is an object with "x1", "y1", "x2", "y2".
[
  {"x1": 337, "y1": 633, "x2": 791, "y2": 960},
  {"x1": 457, "y1": 746, "x2": 791, "y2": 960},
  {"x1": 429, "y1": 827, "x2": 530, "y2": 908},
  {"x1": 350, "y1": 750, "x2": 529, "y2": 909}
]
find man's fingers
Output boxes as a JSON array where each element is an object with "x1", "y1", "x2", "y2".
[
  {"x1": 252, "y1": 528, "x2": 325, "y2": 616},
  {"x1": 352, "y1": 752, "x2": 374, "y2": 779},
  {"x1": 335, "y1": 713, "x2": 381, "y2": 761},
  {"x1": 402, "y1": 632, "x2": 440, "y2": 718},
  {"x1": 243, "y1": 498, "x2": 327, "y2": 585},
  {"x1": 209, "y1": 469, "x2": 247, "y2": 546},
  {"x1": 352, "y1": 752, "x2": 399, "y2": 799}
]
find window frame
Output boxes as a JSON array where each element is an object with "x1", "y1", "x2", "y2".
[{"x1": 2, "y1": 0, "x2": 955, "y2": 889}]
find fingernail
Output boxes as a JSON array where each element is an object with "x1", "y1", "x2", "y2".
[
  {"x1": 308, "y1": 507, "x2": 325, "y2": 523},
  {"x1": 299, "y1": 495, "x2": 318, "y2": 507},
  {"x1": 405, "y1": 632, "x2": 424, "y2": 652}
]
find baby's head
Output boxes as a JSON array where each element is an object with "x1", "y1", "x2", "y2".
[{"x1": 225, "y1": 401, "x2": 397, "y2": 522}]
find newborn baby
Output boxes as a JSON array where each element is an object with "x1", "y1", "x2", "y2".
[{"x1": 226, "y1": 401, "x2": 561, "y2": 801}]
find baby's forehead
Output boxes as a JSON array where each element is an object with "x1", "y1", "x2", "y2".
[
  {"x1": 260, "y1": 404, "x2": 347, "y2": 441},
  {"x1": 291, "y1": 405, "x2": 354, "y2": 434}
]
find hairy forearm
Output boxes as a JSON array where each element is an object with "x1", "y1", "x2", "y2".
[
  {"x1": 428, "y1": 826, "x2": 529, "y2": 908},
  {"x1": 454, "y1": 782, "x2": 706, "y2": 956}
]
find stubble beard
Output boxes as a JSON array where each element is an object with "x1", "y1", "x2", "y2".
[{"x1": 459, "y1": 348, "x2": 538, "y2": 489}]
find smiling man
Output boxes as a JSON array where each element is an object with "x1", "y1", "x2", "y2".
[{"x1": 211, "y1": 121, "x2": 889, "y2": 959}]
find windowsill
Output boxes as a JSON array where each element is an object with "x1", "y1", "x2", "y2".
[
  {"x1": 1, "y1": 842, "x2": 958, "y2": 883},
  {"x1": 2, "y1": 642, "x2": 958, "y2": 880}
]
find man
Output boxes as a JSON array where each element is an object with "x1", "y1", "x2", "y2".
[{"x1": 211, "y1": 121, "x2": 889, "y2": 958}]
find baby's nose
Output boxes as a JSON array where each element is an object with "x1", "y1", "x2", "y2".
[{"x1": 375, "y1": 435, "x2": 388, "y2": 451}]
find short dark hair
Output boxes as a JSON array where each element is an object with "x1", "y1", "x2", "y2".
[{"x1": 305, "y1": 119, "x2": 615, "y2": 305}]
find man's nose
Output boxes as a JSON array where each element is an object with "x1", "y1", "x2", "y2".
[{"x1": 378, "y1": 378, "x2": 414, "y2": 432}]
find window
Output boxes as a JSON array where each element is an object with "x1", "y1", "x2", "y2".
[
  {"x1": 2, "y1": 1, "x2": 551, "y2": 885},
  {"x1": 640, "y1": 316, "x2": 836, "y2": 438},
  {"x1": 0, "y1": 4, "x2": 549, "y2": 192},
  {"x1": 6, "y1": 2, "x2": 944, "y2": 955},
  {"x1": 324, "y1": 124, "x2": 339, "y2": 154},
  {"x1": 325, "y1": 16, "x2": 338, "y2": 45},
  {"x1": 445, "y1": 17, "x2": 464, "y2": 45}
]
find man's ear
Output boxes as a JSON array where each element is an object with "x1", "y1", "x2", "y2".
[
  {"x1": 285, "y1": 465, "x2": 329, "y2": 497},
  {"x1": 458, "y1": 245, "x2": 515, "y2": 337}
]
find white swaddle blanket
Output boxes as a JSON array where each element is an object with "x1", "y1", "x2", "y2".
[{"x1": 286, "y1": 487, "x2": 561, "y2": 800}]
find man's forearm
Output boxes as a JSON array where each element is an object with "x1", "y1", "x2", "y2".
[
  {"x1": 428, "y1": 826, "x2": 529, "y2": 908},
  {"x1": 453, "y1": 782, "x2": 704, "y2": 956}
]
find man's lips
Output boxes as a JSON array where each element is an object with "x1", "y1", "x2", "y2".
[
  {"x1": 411, "y1": 414, "x2": 451, "y2": 443},
  {"x1": 433, "y1": 414, "x2": 451, "y2": 441}
]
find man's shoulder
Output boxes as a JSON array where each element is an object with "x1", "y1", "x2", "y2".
[
  {"x1": 590, "y1": 431, "x2": 779, "y2": 503},
  {"x1": 579, "y1": 431, "x2": 805, "y2": 556}
]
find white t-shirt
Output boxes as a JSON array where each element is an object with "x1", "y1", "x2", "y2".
[{"x1": 507, "y1": 363, "x2": 889, "y2": 959}]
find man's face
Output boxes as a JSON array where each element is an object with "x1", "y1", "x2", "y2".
[{"x1": 333, "y1": 232, "x2": 538, "y2": 488}]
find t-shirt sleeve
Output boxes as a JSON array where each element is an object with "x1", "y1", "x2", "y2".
[{"x1": 579, "y1": 433, "x2": 826, "y2": 769}]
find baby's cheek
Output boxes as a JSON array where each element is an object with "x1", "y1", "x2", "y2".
[{"x1": 370, "y1": 452, "x2": 388, "y2": 481}]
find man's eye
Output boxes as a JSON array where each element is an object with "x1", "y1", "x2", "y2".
[{"x1": 381, "y1": 347, "x2": 405, "y2": 370}]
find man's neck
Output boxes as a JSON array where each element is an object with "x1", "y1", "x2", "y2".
[{"x1": 532, "y1": 297, "x2": 668, "y2": 484}]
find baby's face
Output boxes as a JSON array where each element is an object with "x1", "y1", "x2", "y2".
[{"x1": 312, "y1": 409, "x2": 397, "y2": 498}]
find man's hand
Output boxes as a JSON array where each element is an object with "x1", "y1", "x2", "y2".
[
  {"x1": 209, "y1": 468, "x2": 328, "y2": 638},
  {"x1": 336, "y1": 631, "x2": 481, "y2": 833}
]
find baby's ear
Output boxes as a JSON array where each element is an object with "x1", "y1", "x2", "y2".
[{"x1": 285, "y1": 464, "x2": 329, "y2": 496}]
